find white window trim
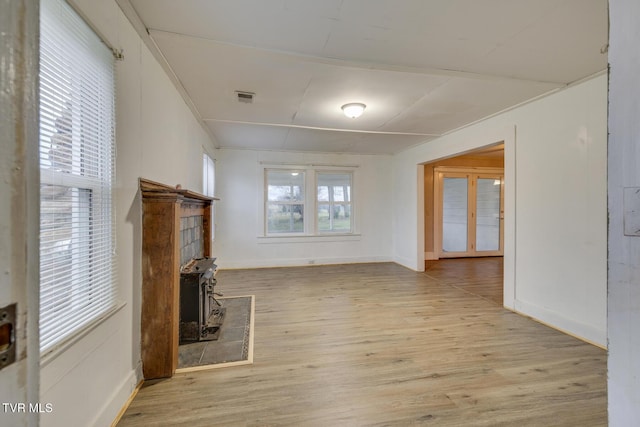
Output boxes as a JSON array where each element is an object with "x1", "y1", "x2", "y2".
[
  {"x1": 264, "y1": 168, "x2": 307, "y2": 235},
  {"x1": 257, "y1": 233, "x2": 362, "y2": 244},
  {"x1": 261, "y1": 163, "x2": 358, "y2": 240},
  {"x1": 203, "y1": 150, "x2": 216, "y2": 240},
  {"x1": 315, "y1": 170, "x2": 354, "y2": 234},
  {"x1": 39, "y1": 0, "x2": 118, "y2": 359}
]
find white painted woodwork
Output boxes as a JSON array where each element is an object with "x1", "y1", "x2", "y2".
[
  {"x1": 0, "y1": 1, "x2": 40, "y2": 426},
  {"x1": 608, "y1": 0, "x2": 640, "y2": 424}
]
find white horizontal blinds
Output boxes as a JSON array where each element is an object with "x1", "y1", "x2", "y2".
[{"x1": 39, "y1": 0, "x2": 116, "y2": 354}]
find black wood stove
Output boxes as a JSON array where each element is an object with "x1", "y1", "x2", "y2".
[{"x1": 179, "y1": 257, "x2": 224, "y2": 342}]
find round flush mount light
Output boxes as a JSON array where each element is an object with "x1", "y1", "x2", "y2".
[{"x1": 341, "y1": 102, "x2": 366, "y2": 118}]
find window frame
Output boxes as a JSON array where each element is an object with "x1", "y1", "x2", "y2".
[
  {"x1": 263, "y1": 165, "x2": 356, "y2": 238},
  {"x1": 264, "y1": 169, "x2": 307, "y2": 235},
  {"x1": 39, "y1": 0, "x2": 118, "y2": 358},
  {"x1": 203, "y1": 151, "x2": 216, "y2": 240},
  {"x1": 316, "y1": 171, "x2": 353, "y2": 234}
]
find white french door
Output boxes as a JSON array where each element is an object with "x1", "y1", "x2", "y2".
[{"x1": 435, "y1": 168, "x2": 504, "y2": 258}]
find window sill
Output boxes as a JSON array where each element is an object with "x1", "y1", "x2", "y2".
[{"x1": 257, "y1": 233, "x2": 362, "y2": 244}]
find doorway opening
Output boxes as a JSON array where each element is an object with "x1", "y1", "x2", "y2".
[{"x1": 423, "y1": 144, "x2": 505, "y2": 305}]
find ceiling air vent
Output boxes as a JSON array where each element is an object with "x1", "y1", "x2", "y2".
[{"x1": 235, "y1": 90, "x2": 255, "y2": 103}]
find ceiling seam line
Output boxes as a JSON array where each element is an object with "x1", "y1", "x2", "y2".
[
  {"x1": 145, "y1": 28, "x2": 568, "y2": 86},
  {"x1": 202, "y1": 119, "x2": 442, "y2": 137}
]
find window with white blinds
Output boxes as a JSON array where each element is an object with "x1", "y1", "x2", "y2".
[
  {"x1": 203, "y1": 153, "x2": 216, "y2": 239},
  {"x1": 203, "y1": 153, "x2": 215, "y2": 197},
  {"x1": 39, "y1": 0, "x2": 117, "y2": 355}
]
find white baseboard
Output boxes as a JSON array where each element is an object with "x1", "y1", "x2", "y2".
[
  {"x1": 513, "y1": 299, "x2": 606, "y2": 349},
  {"x1": 218, "y1": 256, "x2": 393, "y2": 270},
  {"x1": 393, "y1": 255, "x2": 422, "y2": 271},
  {"x1": 89, "y1": 369, "x2": 139, "y2": 427}
]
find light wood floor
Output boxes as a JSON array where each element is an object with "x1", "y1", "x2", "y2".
[
  {"x1": 118, "y1": 262, "x2": 606, "y2": 426},
  {"x1": 425, "y1": 257, "x2": 504, "y2": 306}
]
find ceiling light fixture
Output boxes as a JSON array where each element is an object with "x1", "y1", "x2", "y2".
[{"x1": 341, "y1": 102, "x2": 366, "y2": 118}]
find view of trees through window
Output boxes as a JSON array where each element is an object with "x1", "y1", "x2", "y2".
[
  {"x1": 266, "y1": 170, "x2": 305, "y2": 233},
  {"x1": 265, "y1": 169, "x2": 352, "y2": 234},
  {"x1": 317, "y1": 173, "x2": 351, "y2": 233}
]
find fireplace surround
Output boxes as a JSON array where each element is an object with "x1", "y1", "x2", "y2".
[{"x1": 139, "y1": 178, "x2": 217, "y2": 379}]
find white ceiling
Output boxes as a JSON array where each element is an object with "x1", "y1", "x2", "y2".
[{"x1": 118, "y1": 0, "x2": 608, "y2": 155}]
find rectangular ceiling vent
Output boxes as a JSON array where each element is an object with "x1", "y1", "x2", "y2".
[{"x1": 235, "y1": 90, "x2": 255, "y2": 103}]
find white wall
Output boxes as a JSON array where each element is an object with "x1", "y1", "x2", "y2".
[
  {"x1": 215, "y1": 149, "x2": 393, "y2": 269},
  {"x1": 393, "y1": 74, "x2": 607, "y2": 347},
  {"x1": 608, "y1": 0, "x2": 640, "y2": 424},
  {"x1": 39, "y1": 1, "x2": 217, "y2": 426},
  {"x1": 30, "y1": 2, "x2": 610, "y2": 424}
]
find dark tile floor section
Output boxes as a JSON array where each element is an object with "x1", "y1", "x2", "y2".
[{"x1": 178, "y1": 296, "x2": 252, "y2": 368}]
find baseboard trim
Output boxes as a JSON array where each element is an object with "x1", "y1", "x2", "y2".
[
  {"x1": 218, "y1": 256, "x2": 392, "y2": 270},
  {"x1": 110, "y1": 380, "x2": 143, "y2": 427},
  {"x1": 508, "y1": 301, "x2": 607, "y2": 350}
]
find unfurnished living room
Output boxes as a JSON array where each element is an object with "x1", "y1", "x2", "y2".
[{"x1": 2, "y1": 0, "x2": 640, "y2": 426}]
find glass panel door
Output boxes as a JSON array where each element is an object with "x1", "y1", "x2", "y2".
[
  {"x1": 437, "y1": 170, "x2": 503, "y2": 258},
  {"x1": 442, "y1": 177, "x2": 468, "y2": 253},
  {"x1": 475, "y1": 177, "x2": 502, "y2": 252}
]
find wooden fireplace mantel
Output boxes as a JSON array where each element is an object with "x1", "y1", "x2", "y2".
[{"x1": 139, "y1": 178, "x2": 217, "y2": 379}]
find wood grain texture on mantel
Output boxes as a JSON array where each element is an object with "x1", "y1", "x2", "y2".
[
  {"x1": 139, "y1": 178, "x2": 215, "y2": 379},
  {"x1": 139, "y1": 177, "x2": 219, "y2": 202}
]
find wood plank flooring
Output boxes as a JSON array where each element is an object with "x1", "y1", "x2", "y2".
[
  {"x1": 118, "y1": 262, "x2": 606, "y2": 426},
  {"x1": 425, "y1": 257, "x2": 503, "y2": 306}
]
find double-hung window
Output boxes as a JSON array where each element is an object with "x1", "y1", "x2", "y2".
[
  {"x1": 203, "y1": 153, "x2": 216, "y2": 197},
  {"x1": 317, "y1": 173, "x2": 352, "y2": 233},
  {"x1": 39, "y1": 0, "x2": 117, "y2": 355},
  {"x1": 266, "y1": 170, "x2": 305, "y2": 234},
  {"x1": 203, "y1": 152, "x2": 216, "y2": 239},
  {"x1": 264, "y1": 168, "x2": 354, "y2": 235}
]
